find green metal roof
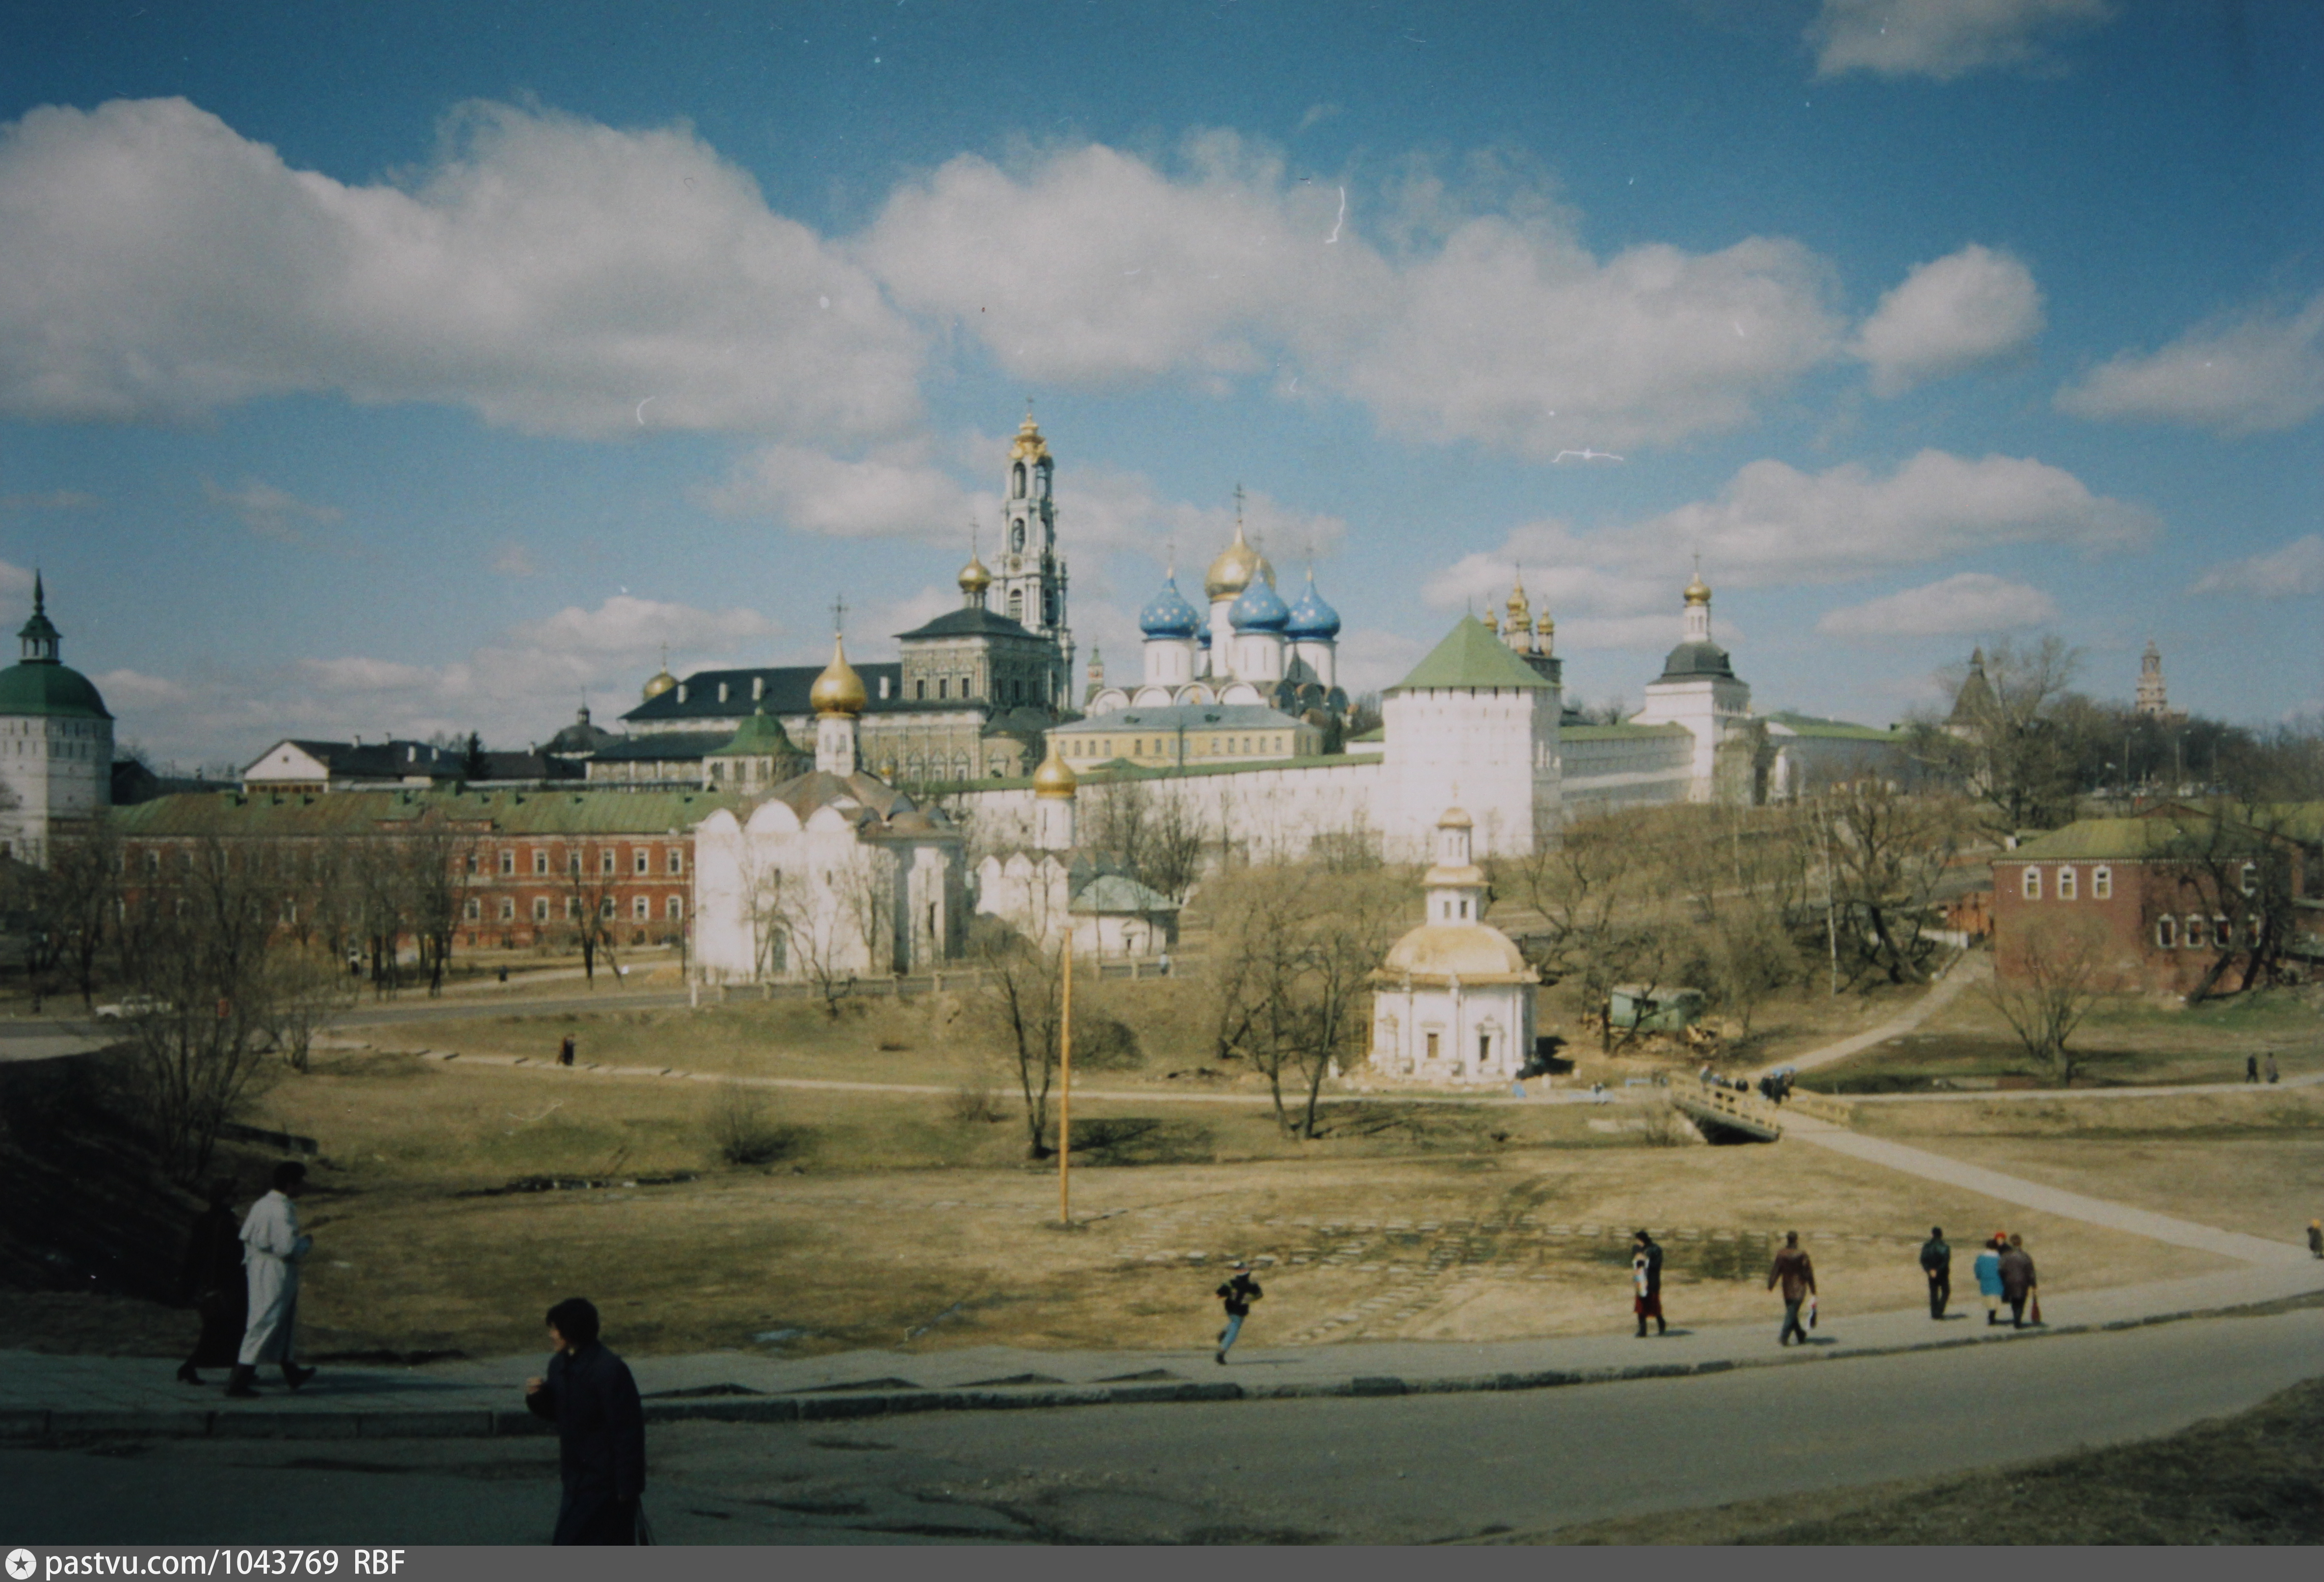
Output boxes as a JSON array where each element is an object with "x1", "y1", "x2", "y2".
[
  {"x1": 110, "y1": 787, "x2": 739, "y2": 838},
  {"x1": 1764, "y1": 710, "x2": 1900, "y2": 742},
  {"x1": 1558, "y1": 723, "x2": 1691, "y2": 741},
  {"x1": 2005, "y1": 816, "x2": 2267, "y2": 863},
  {"x1": 0, "y1": 660, "x2": 111, "y2": 721},
  {"x1": 1070, "y1": 873, "x2": 1177, "y2": 913},
  {"x1": 1390, "y1": 617, "x2": 1552, "y2": 692},
  {"x1": 706, "y1": 704, "x2": 799, "y2": 757}
]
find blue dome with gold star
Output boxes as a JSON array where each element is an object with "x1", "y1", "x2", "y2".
[
  {"x1": 1284, "y1": 573, "x2": 1341, "y2": 640},
  {"x1": 1138, "y1": 574, "x2": 1202, "y2": 639}
]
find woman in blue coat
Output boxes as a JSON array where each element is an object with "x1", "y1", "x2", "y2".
[{"x1": 1973, "y1": 1235, "x2": 2006, "y2": 1325}]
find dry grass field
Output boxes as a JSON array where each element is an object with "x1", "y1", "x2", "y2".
[{"x1": 209, "y1": 1046, "x2": 2232, "y2": 1363}]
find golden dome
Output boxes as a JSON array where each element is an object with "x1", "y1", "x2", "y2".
[
  {"x1": 1481, "y1": 608, "x2": 1499, "y2": 636},
  {"x1": 1684, "y1": 569, "x2": 1712, "y2": 606},
  {"x1": 642, "y1": 668, "x2": 677, "y2": 702},
  {"x1": 1381, "y1": 923, "x2": 1533, "y2": 981},
  {"x1": 1009, "y1": 415, "x2": 1050, "y2": 463},
  {"x1": 1031, "y1": 736, "x2": 1078, "y2": 800},
  {"x1": 809, "y1": 632, "x2": 867, "y2": 717},
  {"x1": 1203, "y1": 521, "x2": 1275, "y2": 600},
  {"x1": 1506, "y1": 580, "x2": 1531, "y2": 621},
  {"x1": 1535, "y1": 610, "x2": 1555, "y2": 636},
  {"x1": 958, "y1": 553, "x2": 992, "y2": 595},
  {"x1": 1438, "y1": 806, "x2": 1473, "y2": 830}
]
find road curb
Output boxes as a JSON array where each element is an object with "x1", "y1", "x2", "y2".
[{"x1": 3, "y1": 1291, "x2": 2314, "y2": 1442}]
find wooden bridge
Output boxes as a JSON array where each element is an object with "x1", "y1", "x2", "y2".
[{"x1": 1670, "y1": 1084, "x2": 1787, "y2": 1142}]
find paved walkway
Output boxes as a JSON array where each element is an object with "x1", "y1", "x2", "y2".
[
  {"x1": 1754, "y1": 952, "x2": 1985, "y2": 1078},
  {"x1": 1778, "y1": 1113, "x2": 2310, "y2": 1265},
  {"x1": 1844, "y1": 1072, "x2": 2324, "y2": 1103},
  {"x1": 6, "y1": 1255, "x2": 2318, "y2": 1440}
]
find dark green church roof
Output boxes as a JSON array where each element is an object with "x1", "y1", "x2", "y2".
[
  {"x1": 1656, "y1": 640, "x2": 1735, "y2": 682},
  {"x1": 0, "y1": 661, "x2": 112, "y2": 720}
]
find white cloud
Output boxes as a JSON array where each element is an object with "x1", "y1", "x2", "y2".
[
  {"x1": 1816, "y1": 572, "x2": 2058, "y2": 639},
  {"x1": 859, "y1": 135, "x2": 1845, "y2": 453},
  {"x1": 1416, "y1": 451, "x2": 2148, "y2": 650},
  {"x1": 0, "y1": 97, "x2": 922, "y2": 441},
  {"x1": 1810, "y1": 0, "x2": 2114, "y2": 81},
  {"x1": 1625, "y1": 449, "x2": 2154, "y2": 584},
  {"x1": 699, "y1": 441, "x2": 979, "y2": 543},
  {"x1": 1333, "y1": 627, "x2": 1427, "y2": 698},
  {"x1": 91, "y1": 668, "x2": 189, "y2": 708},
  {"x1": 491, "y1": 543, "x2": 541, "y2": 578},
  {"x1": 2055, "y1": 290, "x2": 2324, "y2": 435},
  {"x1": 202, "y1": 475, "x2": 343, "y2": 542},
  {"x1": 863, "y1": 585, "x2": 960, "y2": 652},
  {"x1": 1852, "y1": 245, "x2": 2043, "y2": 395},
  {"x1": 2188, "y1": 534, "x2": 2324, "y2": 599},
  {"x1": 509, "y1": 594, "x2": 773, "y2": 656},
  {"x1": 0, "y1": 560, "x2": 32, "y2": 595}
]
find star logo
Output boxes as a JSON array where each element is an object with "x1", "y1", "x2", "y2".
[{"x1": 6, "y1": 1548, "x2": 36, "y2": 1581}]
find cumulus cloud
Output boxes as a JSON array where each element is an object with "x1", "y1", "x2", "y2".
[
  {"x1": 1415, "y1": 451, "x2": 2147, "y2": 653},
  {"x1": 1810, "y1": 0, "x2": 2114, "y2": 81},
  {"x1": 1626, "y1": 449, "x2": 2154, "y2": 584},
  {"x1": 699, "y1": 441, "x2": 979, "y2": 543},
  {"x1": 0, "y1": 97, "x2": 922, "y2": 441},
  {"x1": 509, "y1": 594, "x2": 773, "y2": 656},
  {"x1": 90, "y1": 668, "x2": 190, "y2": 708},
  {"x1": 0, "y1": 560, "x2": 33, "y2": 595},
  {"x1": 2055, "y1": 290, "x2": 2324, "y2": 435},
  {"x1": 202, "y1": 475, "x2": 343, "y2": 542},
  {"x1": 1069, "y1": 470, "x2": 1348, "y2": 566},
  {"x1": 1852, "y1": 245, "x2": 2043, "y2": 395},
  {"x1": 860, "y1": 135, "x2": 1845, "y2": 453},
  {"x1": 1816, "y1": 572, "x2": 2058, "y2": 639},
  {"x1": 2188, "y1": 534, "x2": 2324, "y2": 599}
]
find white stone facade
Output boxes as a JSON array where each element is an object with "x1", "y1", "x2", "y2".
[{"x1": 1367, "y1": 810, "x2": 1538, "y2": 1085}]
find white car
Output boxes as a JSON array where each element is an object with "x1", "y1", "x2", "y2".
[{"x1": 94, "y1": 994, "x2": 172, "y2": 1020}]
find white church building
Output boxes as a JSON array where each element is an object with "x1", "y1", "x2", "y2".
[{"x1": 1367, "y1": 807, "x2": 1539, "y2": 1084}]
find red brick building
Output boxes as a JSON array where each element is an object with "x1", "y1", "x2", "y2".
[
  {"x1": 111, "y1": 786, "x2": 736, "y2": 954},
  {"x1": 1992, "y1": 809, "x2": 2323, "y2": 996}
]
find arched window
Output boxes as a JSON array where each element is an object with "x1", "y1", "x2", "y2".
[
  {"x1": 1012, "y1": 462, "x2": 1026, "y2": 498},
  {"x1": 2156, "y1": 915, "x2": 2176, "y2": 949},
  {"x1": 1011, "y1": 519, "x2": 1026, "y2": 552},
  {"x1": 2092, "y1": 866, "x2": 2112, "y2": 900},
  {"x1": 2183, "y1": 914, "x2": 2206, "y2": 949},
  {"x1": 2239, "y1": 862, "x2": 2259, "y2": 896},
  {"x1": 2056, "y1": 866, "x2": 2077, "y2": 901},
  {"x1": 1008, "y1": 589, "x2": 1024, "y2": 621},
  {"x1": 1037, "y1": 460, "x2": 1052, "y2": 499},
  {"x1": 2021, "y1": 867, "x2": 2041, "y2": 901}
]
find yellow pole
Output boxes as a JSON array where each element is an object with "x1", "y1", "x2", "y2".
[{"x1": 1059, "y1": 931, "x2": 1072, "y2": 1224}]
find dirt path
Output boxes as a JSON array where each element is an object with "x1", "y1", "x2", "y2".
[{"x1": 1753, "y1": 951, "x2": 1985, "y2": 1078}]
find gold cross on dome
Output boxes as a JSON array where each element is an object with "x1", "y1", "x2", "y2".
[{"x1": 830, "y1": 595, "x2": 849, "y2": 636}]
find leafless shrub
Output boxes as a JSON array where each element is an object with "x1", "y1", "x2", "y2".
[{"x1": 705, "y1": 1079, "x2": 792, "y2": 1166}]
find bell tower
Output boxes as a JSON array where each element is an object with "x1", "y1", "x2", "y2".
[{"x1": 995, "y1": 407, "x2": 1072, "y2": 710}]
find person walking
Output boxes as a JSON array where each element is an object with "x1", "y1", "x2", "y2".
[
  {"x1": 1631, "y1": 1230, "x2": 1666, "y2": 1337},
  {"x1": 1214, "y1": 1263, "x2": 1262, "y2": 1364},
  {"x1": 559, "y1": 1034, "x2": 576, "y2": 1067},
  {"x1": 1918, "y1": 1225, "x2": 1952, "y2": 1320},
  {"x1": 2307, "y1": 1219, "x2": 2322, "y2": 1259},
  {"x1": 1767, "y1": 1232, "x2": 1816, "y2": 1346},
  {"x1": 1973, "y1": 1234, "x2": 2006, "y2": 1325},
  {"x1": 175, "y1": 1179, "x2": 246, "y2": 1385},
  {"x1": 2264, "y1": 1053, "x2": 2279, "y2": 1085},
  {"x1": 226, "y1": 1162, "x2": 315, "y2": 1398},
  {"x1": 1999, "y1": 1233, "x2": 2038, "y2": 1328},
  {"x1": 2245, "y1": 1054, "x2": 2259, "y2": 1083},
  {"x1": 525, "y1": 1297, "x2": 647, "y2": 1545}
]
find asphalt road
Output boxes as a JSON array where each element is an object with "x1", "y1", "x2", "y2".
[{"x1": 4, "y1": 1305, "x2": 2318, "y2": 1545}]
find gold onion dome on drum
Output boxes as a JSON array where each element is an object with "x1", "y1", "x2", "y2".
[
  {"x1": 809, "y1": 632, "x2": 868, "y2": 717},
  {"x1": 1684, "y1": 569, "x2": 1712, "y2": 606},
  {"x1": 642, "y1": 644, "x2": 677, "y2": 701},
  {"x1": 1031, "y1": 736, "x2": 1078, "y2": 799},
  {"x1": 1204, "y1": 520, "x2": 1275, "y2": 600},
  {"x1": 958, "y1": 552, "x2": 992, "y2": 595},
  {"x1": 1009, "y1": 415, "x2": 1050, "y2": 463}
]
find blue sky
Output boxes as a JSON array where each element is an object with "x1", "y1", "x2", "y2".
[{"x1": 1, "y1": 0, "x2": 2318, "y2": 769}]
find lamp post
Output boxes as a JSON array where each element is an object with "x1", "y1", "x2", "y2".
[{"x1": 1057, "y1": 929, "x2": 1073, "y2": 1225}]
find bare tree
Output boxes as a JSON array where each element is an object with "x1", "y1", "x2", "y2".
[
  {"x1": 1816, "y1": 779, "x2": 1967, "y2": 986},
  {"x1": 398, "y1": 820, "x2": 480, "y2": 995},
  {"x1": 261, "y1": 946, "x2": 359, "y2": 1074},
  {"x1": 969, "y1": 917, "x2": 1065, "y2": 1158},
  {"x1": 1984, "y1": 911, "x2": 2110, "y2": 1084},
  {"x1": 1909, "y1": 636, "x2": 2087, "y2": 836},
  {"x1": 110, "y1": 836, "x2": 287, "y2": 1183},
  {"x1": 774, "y1": 848, "x2": 888, "y2": 1017},
  {"x1": 1143, "y1": 789, "x2": 1208, "y2": 902},
  {"x1": 1493, "y1": 807, "x2": 1673, "y2": 1051},
  {"x1": 559, "y1": 840, "x2": 627, "y2": 986},
  {"x1": 18, "y1": 817, "x2": 122, "y2": 1008},
  {"x1": 2141, "y1": 806, "x2": 2303, "y2": 1003}
]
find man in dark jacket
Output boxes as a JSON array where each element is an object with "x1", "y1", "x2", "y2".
[
  {"x1": 1999, "y1": 1235, "x2": 2038, "y2": 1328},
  {"x1": 1214, "y1": 1264, "x2": 1262, "y2": 1365},
  {"x1": 1631, "y1": 1230, "x2": 1666, "y2": 1337},
  {"x1": 524, "y1": 1297, "x2": 646, "y2": 1545},
  {"x1": 175, "y1": 1179, "x2": 246, "y2": 1385},
  {"x1": 1919, "y1": 1225, "x2": 1952, "y2": 1320},
  {"x1": 1768, "y1": 1232, "x2": 1816, "y2": 1346}
]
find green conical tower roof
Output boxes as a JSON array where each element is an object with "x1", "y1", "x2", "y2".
[{"x1": 1390, "y1": 615, "x2": 1553, "y2": 692}]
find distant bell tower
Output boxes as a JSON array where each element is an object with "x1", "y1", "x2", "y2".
[
  {"x1": 2135, "y1": 640, "x2": 2175, "y2": 720},
  {"x1": 996, "y1": 408, "x2": 1072, "y2": 709}
]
